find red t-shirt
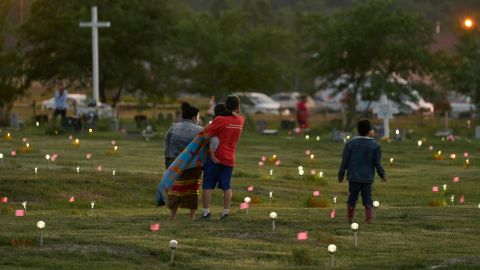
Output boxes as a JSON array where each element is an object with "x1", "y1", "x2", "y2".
[{"x1": 205, "y1": 115, "x2": 244, "y2": 167}]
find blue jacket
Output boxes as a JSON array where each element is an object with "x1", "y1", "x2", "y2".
[
  {"x1": 164, "y1": 120, "x2": 203, "y2": 160},
  {"x1": 338, "y1": 136, "x2": 385, "y2": 183}
]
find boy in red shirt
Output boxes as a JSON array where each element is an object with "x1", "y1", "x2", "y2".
[{"x1": 202, "y1": 95, "x2": 244, "y2": 219}]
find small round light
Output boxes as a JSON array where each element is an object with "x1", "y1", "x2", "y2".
[
  {"x1": 351, "y1": 222, "x2": 359, "y2": 231},
  {"x1": 244, "y1": 197, "x2": 251, "y2": 203},
  {"x1": 45, "y1": 154, "x2": 51, "y2": 160},
  {"x1": 373, "y1": 201, "x2": 380, "y2": 208},
  {"x1": 328, "y1": 244, "x2": 337, "y2": 254},
  {"x1": 37, "y1": 221, "x2": 45, "y2": 229},
  {"x1": 169, "y1": 240, "x2": 178, "y2": 249},
  {"x1": 269, "y1": 212, "x2": 277, "y2": 219},
  {"x1": 464, "y1": 18, "x2": 474, "y2": 28}
]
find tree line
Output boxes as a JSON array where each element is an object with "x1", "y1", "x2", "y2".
[{"x1": 0, "y1": 0, "x2": 479, "y2": 126}]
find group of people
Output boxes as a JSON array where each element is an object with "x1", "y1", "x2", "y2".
[
  {"x1": 162, "y1": 94, "x2": 386, "y2": 224},
  {"x1": 163, "y1": 95, "x2": 244, "y2": 220}
]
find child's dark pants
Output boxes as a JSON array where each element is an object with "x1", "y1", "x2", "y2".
[{"x1": 347, "y1": 182, "x2": 373, "y2": 208}]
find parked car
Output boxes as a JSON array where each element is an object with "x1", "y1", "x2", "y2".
[
  {"x1": 41, "y1": 93, "x2": 87, "y2": 110},
  {"x1": 231, "y1": 92, "x2": 281, "y2": 115},
  {"x1": 271, "y1": 92, "x2": 316, "y2": 111},
  {"x1": 314, "y1": 88, "x2": 345, "y2": 112},
  {"x1": 76, "y1": 98, "x2": 114, "y2": 119},
  {"x1": 448, "y1": 91, "x2": 476, "y2": 118},
  {"x1": 315, "y1": 76, "x2": 434, "y2": 115},
  {"x1": 42, "y1": 94, "x2": 113, "y2": 119}
]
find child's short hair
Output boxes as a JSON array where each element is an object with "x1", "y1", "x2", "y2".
[
  {"x1": 225, "y1": 95, "x2": 240, "y2": 112},
  {"x1": 214, "y1": 103, "x2": 226, "y2": 117},
  {"x1": 357, "y1": 120, "x2": 372, "y2": 136}
]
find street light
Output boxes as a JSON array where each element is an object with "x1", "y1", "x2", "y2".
[{"x1": 464, "y1": 18, "x2": 474, "y2": 29}]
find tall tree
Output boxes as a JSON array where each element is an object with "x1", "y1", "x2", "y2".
[
  {"x1": 0, "y1": 0, "x2": 27, "y2": 125},
  {"x1": 449, "y1": 26, "x2": 480, "y2": 106},
  {"x1": 173, "y1": 7, "x2": 293, "y2": 96},
  {"x1": 19, "y1": 0, "x2": 180, "y2": 107},
  {"x1": 301, "y1": 0, "x2": 434, "y2": 128}
]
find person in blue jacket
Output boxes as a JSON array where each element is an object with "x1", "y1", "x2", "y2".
[{"x1": 338, "y1": 119, "x2": 387, "y2": 224}]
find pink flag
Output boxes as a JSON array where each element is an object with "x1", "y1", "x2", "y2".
[
  {"x1": 97, "y1": 165, "x2": 103, "y2": 172},
  {"x1": 310, "y1": 170, "x2": 316, "y2": 175},
  {"x1": 247, "y1": 186, "x2": 254, "y2": 192},
  {"x1": 10, "y1": 151, "x2": 16, "y2": 157},
  {"x1": 453, "y1": 176, "x2": 460, "y2": 183},
  {"x1": 1, "y1": 197, "x2": 8, "y2": 203},
  {"x1": 261, "y1": 156, "x2": 267, "y2": 162},
  {"x1": 297, "y1": 232, "x2": 308, "y2": 240},
  {"x1": 69, "y1": 196, "x2": 75, "y2": 203},
  {"x1": 111, "y1": 140, "x2": 116, "y2": 146},
  {"x1": 305, "y1": 150, "x2": 311, "y2": 156},
  {"x1": 51, "y1": 153, "x2": 58, "y2": 161},
  {"x1": 69, "y1": 135, "x2": 73, "y2": 140},
  {"x1": 313, "y1": 191, "x2": 320, "y2": 197},
  {"x1": 15, "y1": 210, "x2": 25, "y2": 217},
  {"x1": 258, "y1": 161, "x2": 264, "y2": 166},
  {"x1": 464, "y1": 152, "x2": 469, "y2": 158},
  {"x1": 459, "y1": 195, "x2": 465, "y2": 204},
  {"x1": 274, "y1": 160, "x2": 281, "y2": 166},
  {"x1": 432, "y1": 186, "x2": 439, "y2": 192},
  {"x1": 86, "y1": 153, "x2": 92, "y2": 159},
  {"x1": 330, "y1": 209, "x2": 336, "y2": 218},
  {"x1": 240, "y1": 203, "x2": 249, "y2": 209},
  {"x1": 150, "y1": 223, "x2": 160, "y2": 232},
  {"x1": 22, "y1": 137, "x2": 27, "y2": 143}
]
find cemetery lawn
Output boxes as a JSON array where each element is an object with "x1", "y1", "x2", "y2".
[{"x1": 1, "y1": 124, "x2": 480, "y2": 270}]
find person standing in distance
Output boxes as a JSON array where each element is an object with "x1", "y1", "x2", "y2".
[{"x1": 53, "y1": 80, "x2": 68, "y2": 122}]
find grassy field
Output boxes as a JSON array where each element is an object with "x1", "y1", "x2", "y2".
[{"x1": 0, "y1": 118, "x2": 479, "y2": 270}]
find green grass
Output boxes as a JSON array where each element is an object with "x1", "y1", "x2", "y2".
[{"x1": 0, "y1": 121, "x2": 480, "y2": 270}]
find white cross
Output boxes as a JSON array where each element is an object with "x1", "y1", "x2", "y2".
[
  {"x1": 374, "y1": 94, "x2": 396, "y2": 138},
  {"x1": 79, "y1": 6, "x2": 110, "y2": 105}
]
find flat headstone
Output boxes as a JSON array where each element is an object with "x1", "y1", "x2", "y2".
[
  {"x1": 261, "y1": 129, "x2": 278, "y2": 135},
  {"x1": 435, "y1": 129, "x2": 453, "y2": 137}
]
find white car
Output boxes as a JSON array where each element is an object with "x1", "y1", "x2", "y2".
[
  {"x1": 314, "y1": 88, "x2": 345, "y2": 112},
  {"x1": 448, "y1": 91, "x2": 476, "y2": 117},
  {"x1": 41, "y1": 93, "x2": 88, "y2": 110},
  {"x1": 315, "y1": 75, "x2": 433, "y2": 115},
  {"x1": 42, "y1": 93, "x2": 113, "y2": 119},
  {"x1": 271, "y1": 92, "x2": 316, "y2": 111},
  {"x1": 402, "y1": 91, "x2": 434, "y2": 114},
  {"x1": 232, "y1": 92, "x2": 281, "y2": 115}
]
